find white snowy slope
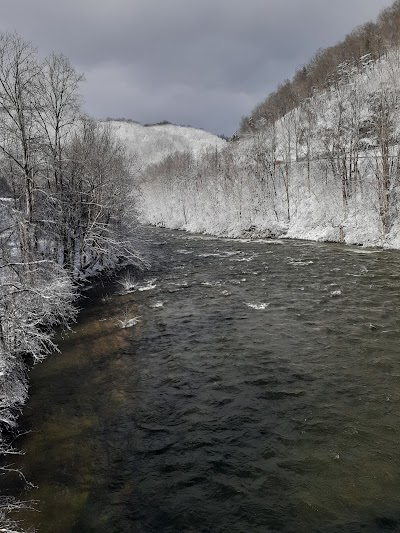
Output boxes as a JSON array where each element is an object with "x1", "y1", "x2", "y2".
[
  {"x1": 105, "y1": 120, "x2": 226, "y2": 169},
  {"x1": 134, "y1": 49, "x2": 400, "y2": 249}
]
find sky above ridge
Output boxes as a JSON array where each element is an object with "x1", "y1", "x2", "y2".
[{"x1": 0, "y1": 0, "x2": 394, "y2": 135}]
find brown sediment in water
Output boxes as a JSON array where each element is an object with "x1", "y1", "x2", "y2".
[{"x1": 10, "y1": 293, "x2": 141, "y2": 533}]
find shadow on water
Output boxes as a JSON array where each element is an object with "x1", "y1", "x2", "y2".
[{"x1": 4, "y1": 227, "x2": 400, "y2": 532}]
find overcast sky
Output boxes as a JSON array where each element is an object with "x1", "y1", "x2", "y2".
[{"x1": 0, "y1": 0, "x2": 394, "y2": 135}]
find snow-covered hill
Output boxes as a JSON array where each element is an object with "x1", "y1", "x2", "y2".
[
  {"x1": 106, "y1": 120, "x2": 226, "y2": 169},
  {"x1": 134, "y1": 49, "x2": 400, "y2": 249}
]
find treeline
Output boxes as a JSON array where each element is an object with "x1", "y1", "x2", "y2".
[
  {"x1": 240, "y1": 0, "x2": 400, "y2": 133},
  {"x1": 0, "y1": 33, "x2": 140, "y2": 531}
]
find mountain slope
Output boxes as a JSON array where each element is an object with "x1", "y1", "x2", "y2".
[{"x1": 106, "y1": 120, "x2": 226, "y2": 169}]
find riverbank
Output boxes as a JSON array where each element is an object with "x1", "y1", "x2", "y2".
[
  {"x1": 0, "y1": 251, "x2": 150, "y2": 532},
  {"x1": 150, "y1": 220, "x2": 389, "y2": 250}
]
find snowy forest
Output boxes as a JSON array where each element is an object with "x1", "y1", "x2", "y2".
[
  {"x1": 0, "y1": 33, "x2": 141, "y2": 531},
  {"x1": 136, "y1": 0, "x2": 400, "y2": 249}
]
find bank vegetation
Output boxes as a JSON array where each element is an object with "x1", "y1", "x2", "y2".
[{"x1": 0, "y1": 33, "x2": 141, "y2": 531}]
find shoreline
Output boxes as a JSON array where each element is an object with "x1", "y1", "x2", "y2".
[{"x1": 147, "y1": 222, "x2": 390, "y2": 252}]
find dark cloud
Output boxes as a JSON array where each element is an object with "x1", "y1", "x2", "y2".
[{"x1": 0, "y1": 0, "x2": 393, "y2": 134}]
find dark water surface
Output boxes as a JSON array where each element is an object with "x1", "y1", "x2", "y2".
[{"x1": 7, "y1": 228, "x2": 400, "y2": 532}]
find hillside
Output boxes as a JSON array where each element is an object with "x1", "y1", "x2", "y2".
[
  {"x1": 108, "y1": 2, "x2": 400, "y2": 249},
  {"x1": 240, "y1": 0, "x2": 400, "y2": 134},
  {"x1": 106, "y1": 120, "x2": 226, "y2": 170},
  {"x1": 134, "y1": 47, "x2": 400, "y2": 247}
]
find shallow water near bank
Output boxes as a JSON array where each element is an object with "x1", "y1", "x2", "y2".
[{"x1": 5, "y1": 227, "x2": 400, "y2": 532}]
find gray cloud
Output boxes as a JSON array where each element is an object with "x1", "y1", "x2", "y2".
[{"x1": 0, "y1": 0, "x2": 394, "y2": 134}]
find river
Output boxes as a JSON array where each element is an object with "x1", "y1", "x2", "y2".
[{"x1": 5, "y1": 227, "x2": 400, "y2": 532}]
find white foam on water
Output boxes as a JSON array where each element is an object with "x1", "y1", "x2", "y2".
[
  {"x1": 201, "y1": 280, "x2": 222, "y2": 287},
  {"x1": 348, "y1": 249, "x2": 382, "y2": 254},
  {"x1": 176, "y1": 249, "x2": 193, "y2": 255},
  {"x1": 330, "y1": 290, "x2": 342, "y2": 297},
  {"x1": 288, "y1": 259, "x2": 314, "y2": 266},
  {"x1": 149, "y1": 301, "x2": 164, "y2": 308},
  {"x1": 198, "y1": 252, "x2": 228, "y2": 258},
  {"x1": 245, "y1": 302, "x2": 270, "y2": 310},
  {"x1": 230, "y1": 255, "x2": 258, "y2": 262}
]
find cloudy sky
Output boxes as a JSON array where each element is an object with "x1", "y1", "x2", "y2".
[{"x1": 0, "y1": 0, "x2": 394, "y2": 135}]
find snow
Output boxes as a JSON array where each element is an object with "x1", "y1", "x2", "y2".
[
  {"x1": 105, "y1": 120, "x2": 226, "y2": 170},
  {"x1": 115, "y1": 50, "x2": 400, "y2": 251}
]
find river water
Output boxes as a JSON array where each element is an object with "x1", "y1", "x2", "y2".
[{"x1": 5, "y1": 227, "x2": 400, "y2": 532}]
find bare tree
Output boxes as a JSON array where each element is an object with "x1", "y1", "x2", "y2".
[
  {"x1": 0, "y1": 34, "x2": 42, "y2": 269},
  {"x1": 61, "y1": 119, "x2": 143, "y2": 277},
  {"x1": 33, "y1": 53, "x2": 84, "y2": 267}
]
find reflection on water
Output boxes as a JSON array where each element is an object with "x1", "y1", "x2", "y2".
[{"x1": 5, "y1": 228, "x2": 400, "y2": 532}]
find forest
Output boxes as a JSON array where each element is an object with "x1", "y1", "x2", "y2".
[{"x1": 0, "y1": 33, "x2": 142, "y2": 532}]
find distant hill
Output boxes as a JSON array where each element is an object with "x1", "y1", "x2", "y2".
[{"x1": 104, "y1": 119, "x2": 226, "y2": 170}]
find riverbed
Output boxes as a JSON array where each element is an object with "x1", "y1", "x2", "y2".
[{"x1": 6, "y1": 227, "x2": 400, "y2": 532}]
